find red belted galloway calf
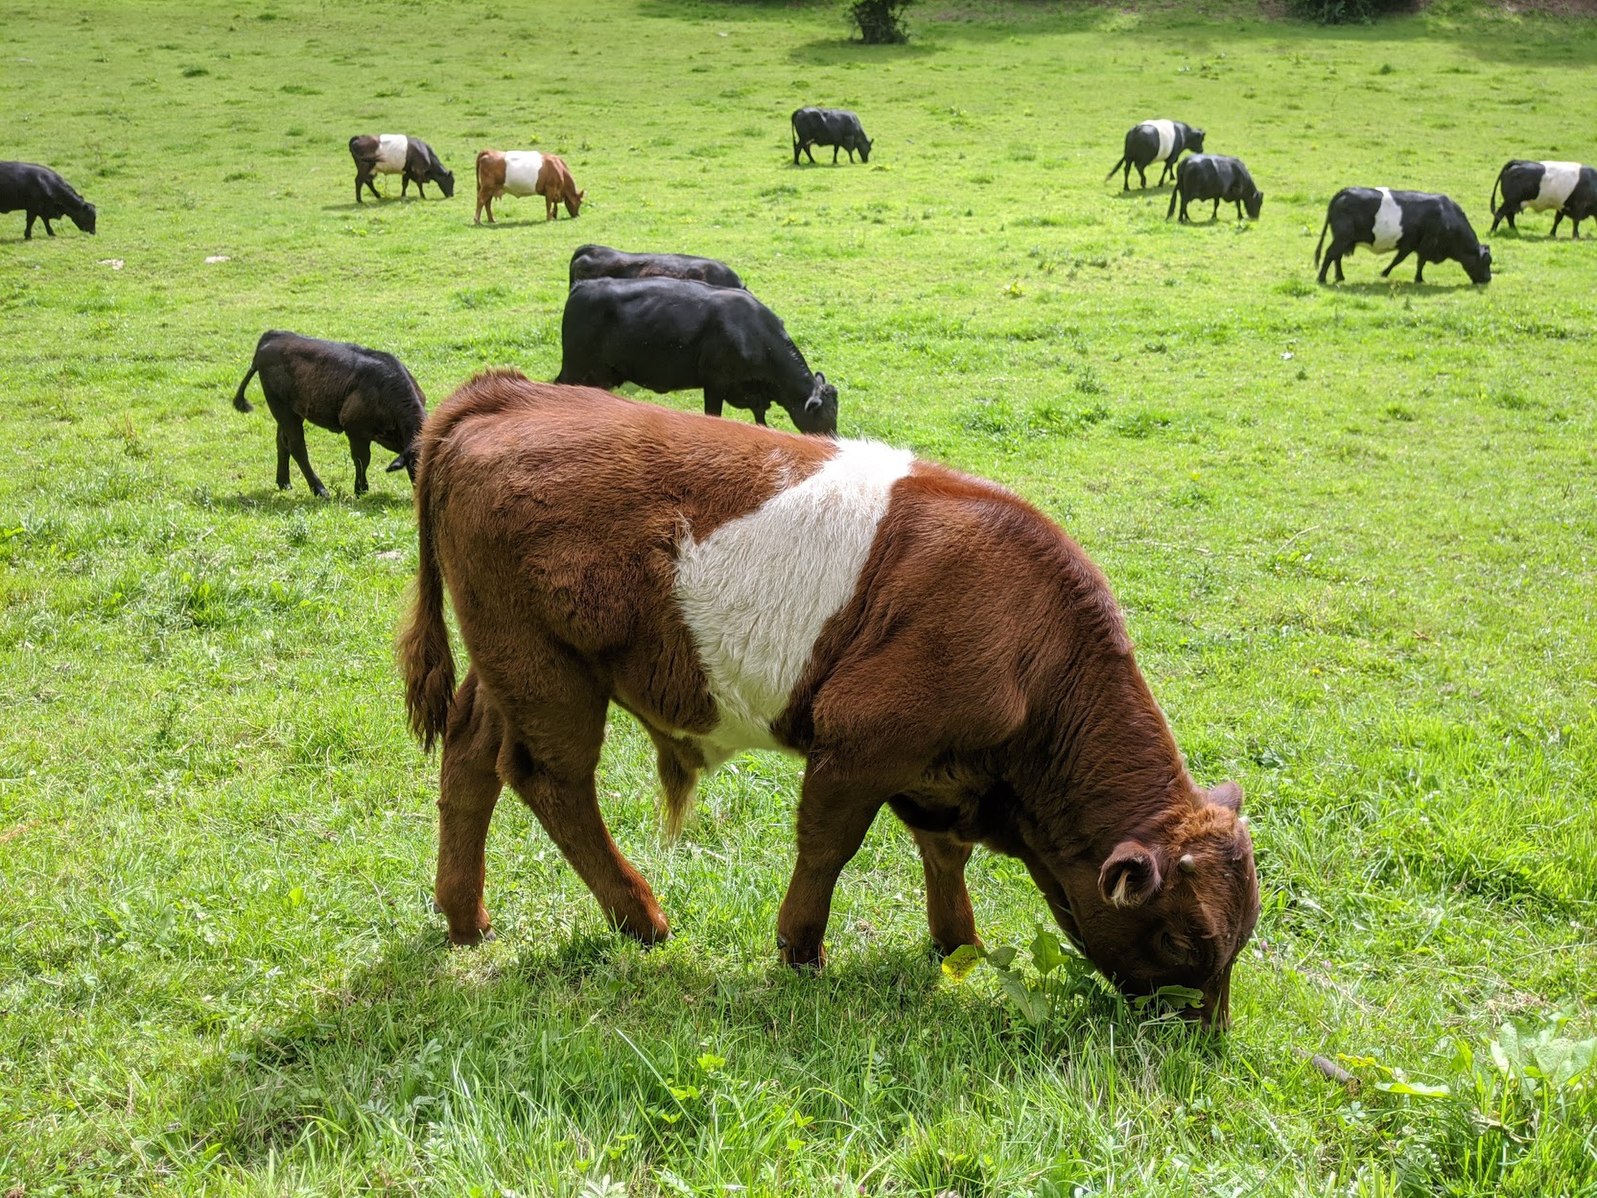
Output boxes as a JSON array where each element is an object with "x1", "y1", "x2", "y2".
[{"x1": 400, "y1": 371, "x2": 1260, "y2": 1027}]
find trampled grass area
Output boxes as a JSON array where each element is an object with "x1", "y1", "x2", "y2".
[{"x1": 2, "y1": 0, "x2": 1595, "y2": 1194}]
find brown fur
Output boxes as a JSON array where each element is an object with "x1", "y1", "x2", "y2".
[
  {"x1": 473, "y1": 150, "x2": 585, "y2": 224},
  {"x1": 399, "y1": 371, "x2": 1260, "y2": 1026}
]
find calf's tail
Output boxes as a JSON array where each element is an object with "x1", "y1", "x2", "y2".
[
  {"x1": 1166, "y1": 179, "x2": 1180, "y2": 220},
  {"x1": 397, "y1": 465, "x2": 456, "y2": 753},
  {"x1": 231, "y1": 363, "x2": 258, "y2": 412},
  {"x1": 1104, "y1": 155, "x2": 1128, "y2": 183},
  {"x1": 1313, "y1": 212, "x2": 1330, "y2": 267},
  {"x1": 1490, "y1": 164, "x2": 1506, "y2": 215}
]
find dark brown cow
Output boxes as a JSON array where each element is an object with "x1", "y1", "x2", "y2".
[
  {"x1": 400, "y1": 371, "x2": 1259, "y2": 1027},
  {"x1": 474, "y1": 150, "x2": 584, "y2": 223}
]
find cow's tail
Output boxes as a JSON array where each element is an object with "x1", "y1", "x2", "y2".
[
  {"x1": 398, "y1": 460, "x2": 456, "y2": 753},
  {"x1": 1166, "y1": 178, "x2": 1180, "y2": 220},
  {"x1": 1490, "y1": 163, "x2": 1507, "y2": 216},
  {"x1": 1105, "y1": 155, "x2": 1128, "y2": 183},
  {"x1": 231, "y1": 362, "x2": 258, "y2": 412},
  {"x1": 1313, "y1": 212, "x2": 1330, "y2": 268}
]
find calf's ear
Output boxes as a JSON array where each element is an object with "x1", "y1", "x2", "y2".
[
  {"x1": 386, "y1": 454, "x2": 407, "y2": 473},
  {"x1": 1099, "y1": 840, "x2": 1162, "y2": 908},
  {"x1": 1208, "y1": 781, "x2": 1243, "y2": 812}
]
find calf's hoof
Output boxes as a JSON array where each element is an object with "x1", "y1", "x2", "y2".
[
  {"x1": 778, "y1": 934, "x2": 826, "y2": 970},
  {"x1": 615, "y1": 908, "x2": 671, "y2": 946},
  {"x1": 447, "y1": 925, "x2": 495, "y2": 947}
]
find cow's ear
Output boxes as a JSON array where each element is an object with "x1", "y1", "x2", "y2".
[
  {"x1": 814, "y1": 372, "x2": 826, "y2": 385},
  {"x1": 1099, "y1": 840, "x2": 1162, "y2": 908},
  {"x1": 386, "y1": 454, "x2": 407, "y2": 473},
  {"x1": 1208, "y1": 781, "x2": 1243, "y2": 812}
]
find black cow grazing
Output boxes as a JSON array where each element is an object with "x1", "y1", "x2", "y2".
[
  {"x1": 231, "y1": 331, "x2": 428, "y2": 497},
  {"x1": 791, "y1": 108, "x2": 873, "y2": 165},
  {"x1": 348, "y1": 134, "x2": 455, "y2": 204},
  {"x1": 1167, "y1": 154, "x2": 1263, "y2": 223},
  {"x1": 568, "y1": 244, "x2": 744, "y2": 290},
  {"x1": 1490, "y1": 160, "x2": 1597, "y2": 239},
  {"x1": 1315, "y1": 188, "x2": 1491, "y2": 285},
  {"x1": 1105, "y1": 120, "x2": 1204, "y2": 190},
  {"x1": 556, "y1": 277, "x2": 838, "y2": 435},
  {"x1": 0, "y1": 161, "x2": 96, "y2": 240}
]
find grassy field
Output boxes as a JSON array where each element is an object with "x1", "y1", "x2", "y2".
[{"x1": 3, "y1": 0, "x2": 1596, "y2": 1193}]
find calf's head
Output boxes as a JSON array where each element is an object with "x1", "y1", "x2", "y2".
[
  {"x1": 72, "y1": 202, "x2": 97, "y2": 236},
  {"x1": 1245, "y1": 189, "x2": 1264, "y2": 220},
  {"x1": 1465, "y1": 244, "x2": 1492, "y2": 284},
  {"x1": 793, "y1": 372, "x2": 839, "y2": 436},
  {"x1": 857, "y1": 136, "x2": 874, "y2": 164},
  {"x1": 1041, "y1": 782, "x2": 1259, "y2": 1029},
  {"x1": 434, "y1": 168, "x2": 456, "y2": 199},
  {"x1": 1187, "y1": 128, "x2": 1207, "y2": 154}
]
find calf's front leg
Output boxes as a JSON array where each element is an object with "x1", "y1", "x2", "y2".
[
  {"x1": 348, "y1": 436, "x2": 371, "y2": 495},
  {"x1": 777, "y1": 768, "x2": 883, "y2": 967},
  {"x1": 906, "y1": 825, "x2": 979, "y2": 954}
]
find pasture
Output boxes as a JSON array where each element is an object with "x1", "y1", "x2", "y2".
[{"x1": 2, "y1": 0, "x2": 1595, "y2": 1193}]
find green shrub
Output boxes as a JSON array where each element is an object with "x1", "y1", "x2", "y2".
[
  {"x1": 847, "y1": 0, "x2": 913, "y2": 43},
  {"x1": 1287, "y1": 0, "x2": 1411, "y2": 24}
]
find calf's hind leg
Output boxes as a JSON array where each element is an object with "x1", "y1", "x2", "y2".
[
  {"x1": 435, "y1": 671, "x2": 504, "y2": 945},
  {"x1": 496, "y1": 664, "x2": 669, "y2": 945}
]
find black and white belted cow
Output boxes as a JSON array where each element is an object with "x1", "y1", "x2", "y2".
[
  {"x1": 1106, "y1": 120, "x2": 1204, "y2": 191},
  {"x1": 1315, "y1": 188, "x2": 1491, "y2": 285},
  {"x1": 1489, "y1": 160, "x2": 1597, "y2": 239},
  {"x1": 348, "y1": 135, "x2": 455, "y2": 204}
]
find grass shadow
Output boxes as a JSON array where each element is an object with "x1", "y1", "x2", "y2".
[
  {"x1": 210, "y1": 486, "x2": 415, "y2": 511},
  {"x1": 1324, "y1": 280, "x2": 1483, "y2": 295},
  {"x1": 163, "y1": 925, "x2": 1196, "y2": 1172}
]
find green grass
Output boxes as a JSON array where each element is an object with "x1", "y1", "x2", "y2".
[{"x1": 3, "y1": 0, "x2": 1596, "y2": 1194}]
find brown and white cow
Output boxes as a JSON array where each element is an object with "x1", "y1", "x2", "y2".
[
  {"x1": 400, "y1": 371, "x2": 1260, "y2": 1027},
  {"x1": 473, "y1": 150, "x2": 584, "y2": 223}
]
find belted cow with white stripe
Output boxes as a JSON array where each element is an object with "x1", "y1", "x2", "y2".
[
  {"x1": 1490, "y1": 160, "x2": 1597, "y2": 239},
  {"x1": 348, "y1": 134, "x2": 455, "y2": 204},
  {"x1": 474, "y1": 149, "x2": 584, "y2": 223},
  {"x1": 1316, "y1": 188, "x2": 1492, "y2": 285},
  {"x1": 400, "y1": 371, "x2": 1261, "y2": 1028},
  {"x1": 1106, "y1": 119, "x2": 1204, "y2": 190}
]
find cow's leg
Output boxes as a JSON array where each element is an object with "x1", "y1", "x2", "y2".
[
  {"x1": 348, "y1": 436, "x2": 371, "y2": 495},
  {"x1": 1212, "y1": 198, "x2": 1221, "y2": 221},
  {"x1": 1414, "y1": 258, "x2": 1427, "y2": 283},
  {"x1": 753, "y1": 407, "x2": 769, "y2": 427},
  {"x1": 905, "y1": 824, "x2": 979, "y2": 955},
  {"x1": 499, "y1": 669, "x2": 668, "y2": 944},
  {"x1": 274, "y1": 423, "x2": 292, "y2": 490},
  {"x1": 1572, "y1": 216, "x2": 1583, "y2": 240},
  {"x1": 436, "y1": 672, "x2": 503, "y2": 946},
  {"x1": 1135, "y1": 163, "x2": 1148, "y2": 189},
  {"x1": 1381, "y1": 247, "x2": 1411, "y2": 278},
  {"x1": 355, "y1": 175, "x2": 364, "y2": 205},
  {"x1": 1551, "y1": 211, "x2": 1565, "y2": 238},
  {"x1": 23, "y1": 212, "x2": 36, "y2": 239},
  {"x1": 702, "y1": 389, "x2": 725, "y2": 419},
  {"x1": 42, "y1": 216, "x2": 56, "y2": 237},
  {"x1": 777, "y1": 767, "x2": 884, "y2": 967},
  {"x1": 281, "y1": 418, "x2": 328, "y2": 498}
]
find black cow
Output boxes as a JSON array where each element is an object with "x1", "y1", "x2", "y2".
[
  {"x1": 1490, "y1": 159, "x2": 1597, "y2": 239},
  {"x1": 555, "y1": 277, "x2": 838, "y2": 435},
  {"x1": 1105, "y1": 120, "x2": 1204, "y2": 190},
  {"x1": 791, "y1": 108, "x2": 873, "y2": 165},
  {"x1": 348, "y1": 134, "x2": 455, "y2": 204},
  {"x1": 0, "y1": 161, "x2": 96, "y2": 240},
  {"x1": 1315, "y1": 188, "x2": 1491, "y2": 285},
  {"x1": 1167, "y1": 154, "x2": 1263, "y2": 223},
  {"x1": 231, "y1": 331, "x2": 428, "y2": 497},
  {"x1": 569, "y1": 244, "x2": 744, "y2": 290}
]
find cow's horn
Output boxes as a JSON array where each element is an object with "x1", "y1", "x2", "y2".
[{"x1": 1178, "y1": 853, "x2": 1197, "y2": 874}]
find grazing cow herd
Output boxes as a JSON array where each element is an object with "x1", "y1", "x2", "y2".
[{"x1": 8, "y1": 95, "x2": 1594, "y2": 1031}]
